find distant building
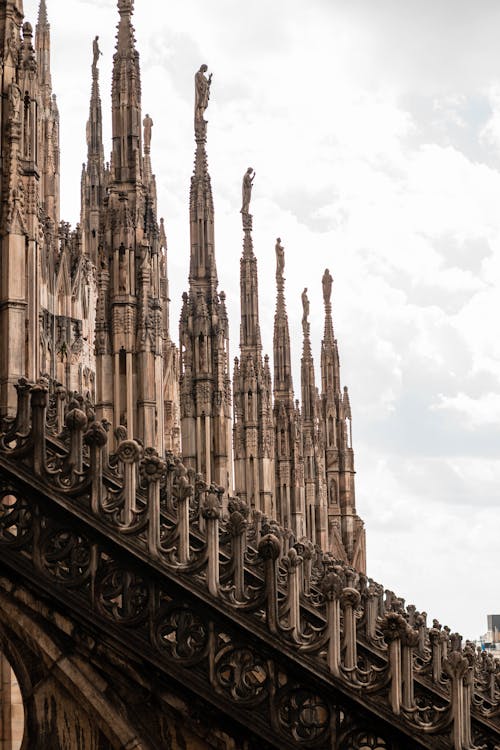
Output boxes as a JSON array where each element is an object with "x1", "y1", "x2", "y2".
[
  {"x1": 476, "y1": 614, "x2": 500, "y2": 658},
  {"x1": 487, "y1": 614, "x2": 500, "y2": 643}
]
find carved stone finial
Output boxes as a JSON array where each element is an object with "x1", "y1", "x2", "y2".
[
  {"x1": 240, "y1": 167, "x2": 255, "y2": 216},
  {"x1": 38, "y1": 0, "x2": 48, "y2": 26},
  {"x1": 322, "y1": 268, "x2": 333, "y2": 306},
  {"x1": 84, "y1": 421, "x2": 108, "y2": 449},
  {"x1": 118, "y1": 0, "x2": 134, "y2": 14},
  {"x1": 258, "y1": 533, "x2": 281, "y2": 561}
]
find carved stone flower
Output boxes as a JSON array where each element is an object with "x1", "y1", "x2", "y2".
[
  {"x1": 116, "y1": 439, "x2": 143, "y2": 464},
  {"x1": 140, "y1": 449, "x2": 166, "y2": 483},
  {"x1": 381, "y1": 612, "x2": 407, "y2": 643}
]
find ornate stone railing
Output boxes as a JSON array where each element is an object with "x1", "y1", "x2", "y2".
[{"x1": 0, "y1": 378, "x2": 499, "y2": 749}]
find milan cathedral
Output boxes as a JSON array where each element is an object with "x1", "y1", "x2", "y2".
[
  {"x1": 0, "y1": 0, "x2": 366, "y2": 569},
  {"x1": 2, "y1": 2, "x2": 500, "y2": 749}
]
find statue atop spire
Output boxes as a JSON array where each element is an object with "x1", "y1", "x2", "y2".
[
  {"x1": 241, "y1": 167, "x2": 255, "y2": 218},
  {"x1": 322, "y1": 268, "x2": 333, "y2": 306},
  {"x1": 275, "y1": 237, "x2": 285, "y2": 282},
  {"x1": 143, "y1": 113, "x2": 153, "y2": 151},
  {"x1": 194, "y1": 64, "x2": 212, "y2": 139},
  {"x1": 92, "y1": 35, "x2": 101, "y2": 72},
  {"x1": 301, "y1": 287, "x2": 310, "y2": 334}
]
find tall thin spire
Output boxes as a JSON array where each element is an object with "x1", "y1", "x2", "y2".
[
  {"x1": 321, "y1": 268, "x2": 340, "y2": 396},
  {"x1": 111, "y1": 0, "x2": 142, "y2": 183},
  {"x1": 35, "y1": 0, "x2": 52, "y2": 107},
  {"x1": 273, "y1": 238, "x2": 293, "y2": 400},
  {"x1": 239, "y1": 171, "x2": 261, "y2": 356},
  {"x1": 301, "y1": 289, "x2": 328, "y2": 548},
  {"x1": 34, "y1": 0, "x2": 59, "y2": 226},
  {"x1": 189, "y1": 64, "x2": 216, "y2": 289},
  {"x1": 300, "y1": 289, "x2": 315, "y2": 421},
  {"x1": 87, "y1": 37, "x2": 104, "y2": 166},
  {"x1": 319, "y1": 268, "x2": 366, "y2": 571},
  {"x1": 180, "y1": 65, "x2": 232, "y2": 496},
  {"x1": 92, "y1": 0, "x2": 171, "y2": 454},
  {"x1": 81, "y1": 36, "x2": 105, "y2": 264},
  {"x1": 272, "y1": 238, "x2": 305, "y2": 536},
  {"x1": 233, "y1": 185, "x2": 274, "y2": 516},
  {"x1": 37, "y1": 0, "x2": 48, "y2": 26}
]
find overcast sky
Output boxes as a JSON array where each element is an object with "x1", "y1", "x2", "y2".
[{"x1": 23, "y1": 0, "x2": 500, "y2": 639}]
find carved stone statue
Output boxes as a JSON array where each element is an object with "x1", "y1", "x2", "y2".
[
  {"x1": 92, "y1": 36, "x2": 101, "y2": 69},
  {"x1": 118, "y1": 249, "x2": 127, "y2": 292},
  {"x1": 195, "y1": 64, "x2": 212, "y2": 121},
  {"x1": 143, "y1": 113, "x2": 153, "y2": 150},
  {"x1": 159, "y1": 217, "x2": 167, "y2": 251},
  {"x1": 241, "y1": 168, "x2": 255, "y2": 215},
  {"x1": 275, "y1": 238, "x2": 285, "y2": 277},
  {"x1": 6, "y1": 22, "x2": 19, "y2": 64},
  {"x1": 322, "y1": 268, "x2": 333, "y2": 305},
  {"x1": 301, "y1": 288, "x2": 309, "y2": 323},
  {"x1": 9, "y1": 82, "x2": 21, "y2": 122}
]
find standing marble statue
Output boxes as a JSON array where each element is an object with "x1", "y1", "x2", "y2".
[
  {"x1": 92, "y1": 36, "x2": 101, "y2": 69},
  {"x1": 195, "y1": 64, "x2": 212, "y2": 121},
  {"x1": 143, "y1": 113, "x2": 153, "y2": 150},
  {"x1": 301, "y1": 288, "x2": 309, "y2": 323},
  {"x1": 241, "y1": 167, "x2": 255, "y2": 215},
  {"x1": 275, "y1": 238, "x2": 285, "y2": 277},
  {"x1": 322, "y1": 268, "x2": 333, "y2": 305},
  {"x1": 159, "y1": 217, "x2": 167, "y2": 251}
]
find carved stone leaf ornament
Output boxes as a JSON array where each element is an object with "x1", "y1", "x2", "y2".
[
  {"x1": 155, "y1": 604, "x2": 207, "y2": 663},
  {"x1": 40, "y1": 528, "x2": 92, "y2": 586},
  {"x1": 96, "y1": 565, "x2": 149, "y2": 625},
  {"x1": 215, "y1": 645, "x2": 268, "y2": 704},
  {"x1": 0, "y1": 491, "x2": 33, "y2": 547},
  {"x1": 277, "y1": 687, "x2": 330, "y2": 744}
]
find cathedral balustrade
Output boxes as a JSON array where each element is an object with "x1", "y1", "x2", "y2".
[{"x1": 0, "y1": 378, "x2": 499, "y2": 749}]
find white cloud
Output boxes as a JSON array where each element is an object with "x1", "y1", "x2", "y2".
[{"x1": 434, "y1": 391, "x2": 500, "y2": 428}]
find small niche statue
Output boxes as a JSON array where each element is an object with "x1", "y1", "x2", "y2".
[{"x1": 9, "y1": 82, "x2": 21, "y2": 122}]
